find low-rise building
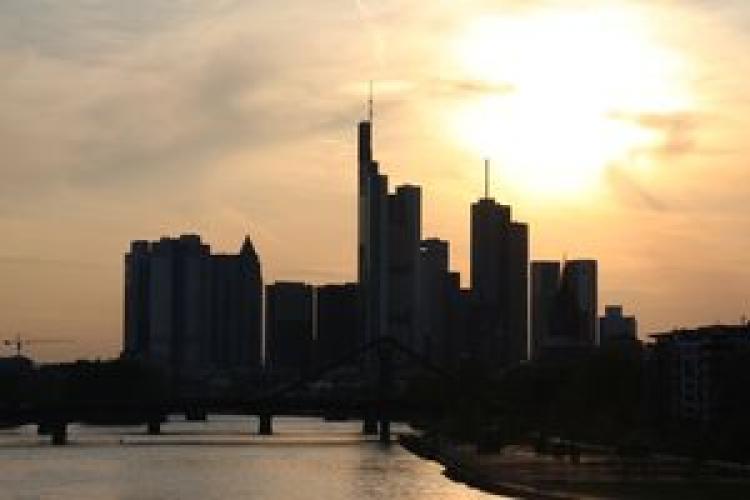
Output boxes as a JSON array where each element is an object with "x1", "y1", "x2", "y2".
[
  {"x1": 599, "y1": 305, "x2": 638, "y2": 345},
  {"x1": 651, "y1": 325, "x2": 750, "y2": 426}
]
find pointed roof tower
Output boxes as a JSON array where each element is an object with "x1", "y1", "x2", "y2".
[{"x1": 240, "y1": 235, "x2": 258, "y2": 258}]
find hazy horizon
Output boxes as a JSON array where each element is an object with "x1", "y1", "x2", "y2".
[{"x1": 3, "y1": 0, "x2": 750, "y2": 361}]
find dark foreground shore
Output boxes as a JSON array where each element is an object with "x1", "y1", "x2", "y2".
[{"x1": 399, "y1": 434, "x2": 750, "y2": 499}]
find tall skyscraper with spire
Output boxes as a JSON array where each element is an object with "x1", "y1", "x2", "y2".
[
  {"x1": 358, "y1": 87, "x2": 389, "y2": 346},
  {"x1": 470, "y1": 162, "x2": 529, "y2": 370}
]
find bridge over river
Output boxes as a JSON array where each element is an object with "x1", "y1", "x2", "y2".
[{"x1": 1, "y1": 337, "x2": 484, "y2": 446}]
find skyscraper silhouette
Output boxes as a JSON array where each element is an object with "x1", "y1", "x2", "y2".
[
  {"x1": 315, "y1": 283, "x2": 359, "y2": 369},
  {"x1": 530, "y1": 261, "x2": 561, "y2": 360},
  {"x1": 210, "y1": 237, "x2": 263, "y2": 370},
  {"x1": 387, "y1": 184, "x2": 422, "y2": 350},
  {"x1": 599, "y1": 305, "x2": 637, "y2": 345},
  {"x1": 470, "y1": 197, "x2": 529, "y2": 369},
  {"x1": 123, "y1": 235, "x2": 263, "y2": 380},
  {"x1": 265, "y1": 281, "x2": 314, "y2": 380},
  {"x1": 558, "y1": 259, "x2": 598, "y2": 346},
  {"x1": 358, "y1": 117, "x2": 389, "y2": 346},
  {"x1": 418, "y1": 238, "x2": 450, "y2": 364},
  {"x1": 530, "y1": 258, "x2": 599, "y2": 359}
]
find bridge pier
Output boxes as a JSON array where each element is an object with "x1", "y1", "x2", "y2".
[
  {"x1": 51, "y1": 423, "x2": 67, "y2": 446},
  {"x1": 147, "y1": 418, "x2": 162, "y2": 435},
  {"x1": 379, "y1": 418, "x2": 391, "y2": 444},
  {"x1": 362, "y1": 414, "x2": 378, "y2": 435},
  {"x1": 258, "y1": 413, "x2": 273, "y2": 436}
]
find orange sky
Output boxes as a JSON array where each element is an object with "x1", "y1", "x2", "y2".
[{"x1": 2, "y1": 0, "x2": 750, "y2": 361}]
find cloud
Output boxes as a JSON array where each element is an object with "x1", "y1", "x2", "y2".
[
  {"x1": 0, "y1": 1, "x2": 238, "y2": 59},
  {"x1": 433, "y1": 78, "x2": 516, "y2": 96},
  {"x1": 0, "y1": 1, "x2": 374, "y2": 205},
  {"x1": 609, "y1": 111, "x2": 699, "y2": 156}
]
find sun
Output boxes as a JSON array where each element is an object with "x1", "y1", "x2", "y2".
[{"x1": 447, "y1": 6, "x2": 693, "y2": 198}]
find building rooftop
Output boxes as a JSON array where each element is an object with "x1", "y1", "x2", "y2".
[{"x1": 650, "y1": 324, "x2": 750, "y2": 341}]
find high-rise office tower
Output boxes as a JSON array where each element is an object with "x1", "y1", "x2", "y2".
[
  {"x1": 210, "y1": 237, "x2": 263, "y2": 370},
  {"x1": 358, "y1": 112, "x2": 389, "y2": 347},
  {"x1": 558, "y1": 259, "x2": 598, "y2": 346},
  {"x1": 387, "y1": 185, "x2": 422, "y2": 349},
  {"x1": 358, "y1": 119, "x2": 372, "y2": 346},
  {"x1": 265, "y1": 281, "x2": 314, "y2": 380},
  {"x1": 123, "y1": 235, "x2": 263, "y2": 379},
  {"x1": 238, "y1": 237, "x2": 263, "y2": 371},
  {"x1": 357, "y1": 93, "x2": 426, "y2": 356},
  {"x1": 417, "y1": 238, "x2": 449, "y2": 363},
  {"x1": 131, "y1": 235, "x2": 212, "y2": 376},
  {"x1": 530, "y1": 261, "x2": 561, "y2": 359},
  {"x1": 470, "y1": 197, "x2": 529, "y2": 370},
  {"x1": 471, "y1": 199, "x2": 511, "y2": 309},
  {"x1": 123, "y1": 240, "x2": 152, "y2": 359},
  {"x1": 508, "y1": 222, "x2": 529, "y2": 363},
  {"x1": 445, "y1": 272, "x2": 471, "y2": 370},
  {"x1": 315, "y1": 283, "x2": 359, "y2": 368}
]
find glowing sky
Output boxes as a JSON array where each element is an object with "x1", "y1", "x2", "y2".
[{"x1": 2, "y1": 0, "x2": 750, "y2": 360}]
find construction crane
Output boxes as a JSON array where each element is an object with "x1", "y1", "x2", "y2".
[{"x1": 1, "y1": 334, "x2": 73, "y2": 357}]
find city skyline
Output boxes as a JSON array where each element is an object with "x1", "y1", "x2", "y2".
[{"x1": 3, "y1": 0, "x2": 750, "y2": 360}]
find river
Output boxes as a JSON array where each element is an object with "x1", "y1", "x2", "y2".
[{"x1": 0, "y1": 416, "x2": 504, "y2": 500}]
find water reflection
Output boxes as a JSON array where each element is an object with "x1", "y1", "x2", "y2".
[{"x1": 0, "y1": 417, "x2": 501, "y2": 500}]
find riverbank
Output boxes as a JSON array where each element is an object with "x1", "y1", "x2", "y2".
[
  {"x1": 400, "y1": 434, "x2": 577, "y2": 499},
  {"x1": 399, "y1": 433, "x2": 750, "y2": 499}
]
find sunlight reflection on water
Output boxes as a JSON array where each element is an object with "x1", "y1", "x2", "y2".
[{"x1": 0, "y1": 416, "x2": 503, "y2": 500}]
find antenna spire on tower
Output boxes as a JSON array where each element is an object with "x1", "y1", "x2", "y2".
[
  {"x1": 368, "y1": 80, "x2": 374, "y2": 123},
  {"x1": 484, "y1": 158, "x2": 490, "y2": 199}
]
